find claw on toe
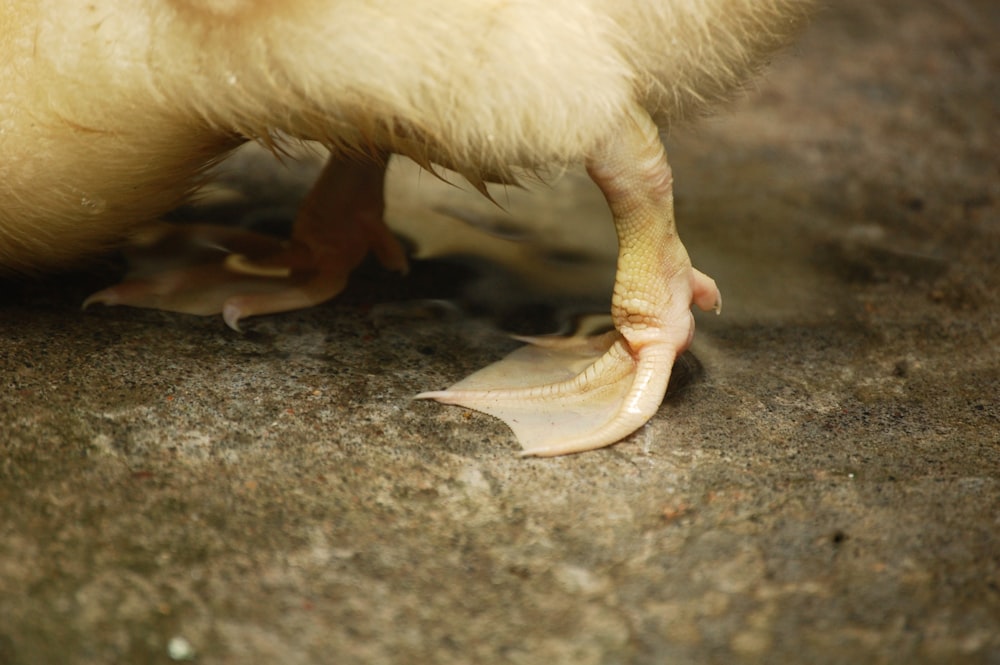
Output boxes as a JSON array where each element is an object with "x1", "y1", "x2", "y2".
[
  {"x1": 224, "y1": 253, "x2": 293, "y2": 279},
  {"x1": 691, "y1": 268, "x2": 722, "y2": 314}
]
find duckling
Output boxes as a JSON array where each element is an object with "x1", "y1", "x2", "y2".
[{"x1": 0, "y1": 0, "x2": 813, "y2": 455}]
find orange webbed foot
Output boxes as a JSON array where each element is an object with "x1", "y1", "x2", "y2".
[
  {"x1": 418, "y1": 105, "x2": 720, "y2": 456},
  {"x1": 84, "y1": 152, "x2": 407, "y2": 330}
]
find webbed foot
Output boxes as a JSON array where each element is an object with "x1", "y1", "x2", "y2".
[
  {"x1": 418, "y1": 105, "x2": 720, "y2": 456},
  {"x1": 84, "y1": 153, "x2": 407, "y2": 330}
]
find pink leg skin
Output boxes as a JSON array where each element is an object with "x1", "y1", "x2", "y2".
[
  {"x1": 84, "y1": 153, "x2": 408, "y2": 330},
  {"x1": 418, "y1": 104, "x2": 721, "y2": 457}
]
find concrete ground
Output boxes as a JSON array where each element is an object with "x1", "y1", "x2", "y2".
[{"x1": 2, "y1": 1, "x2": 997, "y2": 663}]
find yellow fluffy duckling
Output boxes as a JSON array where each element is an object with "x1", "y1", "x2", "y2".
[{"x1": 0, "y1": 0, "x2": 813, "y2": 455}]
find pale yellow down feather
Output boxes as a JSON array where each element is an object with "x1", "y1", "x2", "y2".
[{"x1": 0, "y1": 0, "x2": 812, "y2": 271}]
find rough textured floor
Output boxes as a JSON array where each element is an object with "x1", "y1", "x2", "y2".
[{"x1": 2, "y1": 1, "x2": 998, "y2": 663}]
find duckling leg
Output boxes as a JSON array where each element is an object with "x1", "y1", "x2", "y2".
[
  {"x1": 84, "y1": 153, "x2": 408, "y2": 330},
  {"x1": 417, "y1": 104, "x2": 720, "y2": 456}
]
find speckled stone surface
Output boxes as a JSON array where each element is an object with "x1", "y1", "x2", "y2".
[{"x1": 2, "y1": 2, "x2": 998, "y2": 663}]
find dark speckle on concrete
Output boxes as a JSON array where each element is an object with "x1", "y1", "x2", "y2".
[{"x1": 2, "y1": 1, "x2": 999, "y2": 663}]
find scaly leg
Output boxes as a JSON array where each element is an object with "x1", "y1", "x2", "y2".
[
  {"x1": 418, "y1": 104, "x2": 720, "y2": 456},
  {"x1": 84, "y1": 152, "x2": 408, "y2": 330}
]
